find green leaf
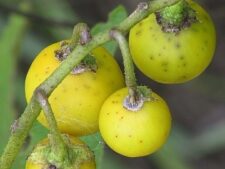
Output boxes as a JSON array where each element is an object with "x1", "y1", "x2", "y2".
[
  {"x1": 80, "y1": 133, "x2": 104, "y2": 169},
  {"x1": 91, "y1": 5, "x2": 128, "y2": 55}
]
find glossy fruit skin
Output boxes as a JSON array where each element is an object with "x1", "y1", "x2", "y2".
[
  {"x1": 99, "y1": 88, "x2": 171, "y2": 157},
  {"x1": 25, "y1": 136, "x2": 95, "y2": 169},
  {"x1": 25, "y1": 42, "x2": 124, "y2": 136},
  {"x1": 129, "y1": 0, "x2": 216, "y2": 84}
]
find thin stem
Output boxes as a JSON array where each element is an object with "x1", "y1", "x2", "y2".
[
  {"x1": 35, "y1": 89, "x2": 68, "y2": 165},
  {"x1": 110, "y1": 29, "x2": 146, "y2": 111},
  {"x1": 0, "y1": 0, "x2": 180, "y2": 168},
  {"x1": 110, "y1": 29, "x2": 137, "y2": 92}
]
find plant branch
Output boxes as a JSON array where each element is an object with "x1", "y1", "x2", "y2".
[
  {"x1": 0, "y1": 0, "x2": 180, "y2": 168},
  {"x1": 0, "y1": 96, "x2": 41, "y2": 169}
]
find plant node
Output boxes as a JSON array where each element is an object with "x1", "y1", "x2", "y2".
[{"x1": 54, "y1": 41, "x2": 98, "y2": 75}]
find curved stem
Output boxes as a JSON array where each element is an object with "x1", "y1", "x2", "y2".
[
  {"x1": 110, "y1": 29, "x2": 137, "y2": 93},
  {"x1": 0, "y1": 0, "x2": 181, "y2": 168},
  {"x1": 35, "y1": 89, "x2": 68, "y2": 165}
]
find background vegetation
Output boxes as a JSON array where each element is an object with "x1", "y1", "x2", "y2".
[{"x1": 0, "y1": 0, "x2": 224, "y2": 168}]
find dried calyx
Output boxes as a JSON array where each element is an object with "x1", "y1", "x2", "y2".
[
  {"x1": 155, "y1": 0, "x2": 197, "y2": 33},
  {"x1": 54, "y1": 41, "x2": 97, "y2": 74},
  {"x1": 123, "y1": 86, "x2": 154, "y2": 111}
]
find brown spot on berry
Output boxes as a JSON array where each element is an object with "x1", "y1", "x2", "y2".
[
  {"x1": 182, "y1": 75, "x2": 187, "y2": 79},
  {"x1": 179, "y1": 56, "x2": 184, "y2": 60},
  {"x1": 83, "y1": 84, "x2": 90, "y2": 89},
  {"x1": 115, "y1": 135, "x2": 118, "y2": 138},
  {"x1": 138, "y1": 22, "x2": 143, "y2": 27},
  {"x1": 120, "y1": 116, "x2": 124, "y2": 120},
  {"x1": 112, "y1": 100, "x2": 118, "y2": 104},
  {"x1": 175, "y1": 42, "x2": 181, "y2": 49},
  {"x1": 139, "y1": 140, "x2": 143, "y2": 143},
  {"x1": 163, "y1": 68, "x2": 168, "y2": 72},
  {"x1": 136, "y1": 30, "x2": 142, "y2": 36},
  {"x1": 161, "y1": 61, "x2": 168, "y2": 66},
  {"x1": 149, "y1": 56, "x2": 154, "y2": 60}
]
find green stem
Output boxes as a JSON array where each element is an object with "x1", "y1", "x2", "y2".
[
  {"x1": 0, "y1": 96, "x2": 41, "y2": 169},
  {"x1": 110, "y1": 30, "x2": 137, "y2": 94},
  {"x1": 35, "y1": 89, "x2": 68, "y2": 166},
  {"x1": 0, "y1": 0, "x2": 180, "y2": 168}
]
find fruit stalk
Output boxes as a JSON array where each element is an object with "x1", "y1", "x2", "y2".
[
  {"x1": 0, "y1": 0, "x2": 181, "y2": 168},
  {"x1": 110, "y1": 30, "x2": 137, "y2": 88},
  {"x1": 35, "y1": 89, "x2": 69, "y2": 167},
  {"x1": 110, "y1": 30, "x2": 139, "y2": 104}
]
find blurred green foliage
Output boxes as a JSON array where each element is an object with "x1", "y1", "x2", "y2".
[
  {"x1": 0, "y1": 0, "x2": 225, "y2": 169},
  {"x1": 0, "y1": 0, "x2": 30, "y2": 158}
]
